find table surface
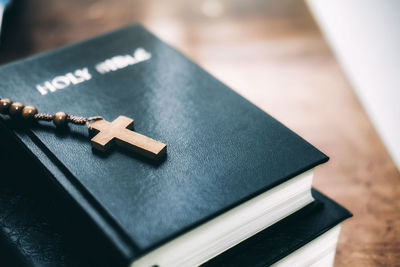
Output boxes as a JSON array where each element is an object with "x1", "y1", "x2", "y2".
[{"x1": 1, "y1": 0, "x2": 399, "y2": 266}]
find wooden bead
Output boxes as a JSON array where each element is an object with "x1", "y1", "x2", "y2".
[
  {"x1": 21, "y1": 105, "x2": 38, "y2": 120},
  {"x1": 0, "y1": 98, "x2": 12, "y2": 114},
  {"x1": 53, "y1": 111, "x2": 68, "y2": 127},
  {"x1": 8, "y1": 102, "x2": 24, "y2": 117}
]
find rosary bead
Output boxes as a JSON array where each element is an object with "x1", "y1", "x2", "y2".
[
  {"x1": 0, "y1": 98, "x2": 12, "y2": 114},
  {"x1": 53, "y1": 111, "x2": 68, "y2": 127},
  {"x1": 9, "y1": 102, "x2": 24, "y2": 117},
  {"x1": 21, "y1": 105, "x2": 38, "y2": 120}
]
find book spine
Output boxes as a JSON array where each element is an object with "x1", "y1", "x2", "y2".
[{"x1": 0, "y1": 120, "x2": 134, "y2": 266}]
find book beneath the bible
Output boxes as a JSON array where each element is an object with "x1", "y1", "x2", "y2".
[
  {"x1": 0, "y1": 151, "x2": 351, "y2": 267},
  {"x1": 0, "y1": 24, "x2": 328, "y2": 266}
]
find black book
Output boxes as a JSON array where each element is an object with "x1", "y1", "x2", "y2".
[
  {"x1": 0, "y1": 151, "x2": 351, "y2": 267},
  {"x1": 0, "y1": 24, "x2": 328, "y2": 266}
]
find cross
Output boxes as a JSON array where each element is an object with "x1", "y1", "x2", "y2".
[{"x1": 90, "y1": 116, "x2": 167, "y2": 160}]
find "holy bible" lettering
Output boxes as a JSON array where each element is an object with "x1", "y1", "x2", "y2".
[{"x1": 35, "y1": 48, "x2": 152, "y2": 96}]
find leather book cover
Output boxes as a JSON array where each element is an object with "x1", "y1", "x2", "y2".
[{"x1": 0, "y1": 24, "x2": 328, "y2": 265}]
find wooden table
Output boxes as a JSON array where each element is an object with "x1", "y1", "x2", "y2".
[{"x1": 1, "y1": 0, "x2": 399, "y2": 265}]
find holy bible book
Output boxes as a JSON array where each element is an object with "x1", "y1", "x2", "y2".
[{"x1": 0, "y1": 24, "x2": 328, "y2": 266}]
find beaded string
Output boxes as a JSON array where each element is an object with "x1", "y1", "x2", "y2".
[{"x1": 0, "y1": 98, "x2": 103, "y2": 129}]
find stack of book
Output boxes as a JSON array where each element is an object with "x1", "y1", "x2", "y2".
[{"x1": 0, "y1": 24, "x2": 351, "y2": 266}]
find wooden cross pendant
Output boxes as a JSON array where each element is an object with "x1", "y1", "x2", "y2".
[{"x1": 90, "y1": 116, "x2": 166, "y2": 160}]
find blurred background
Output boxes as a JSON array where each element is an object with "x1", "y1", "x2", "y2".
[{"x1": 0, "y1": 0, "x2": 399, "y2": 266}]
